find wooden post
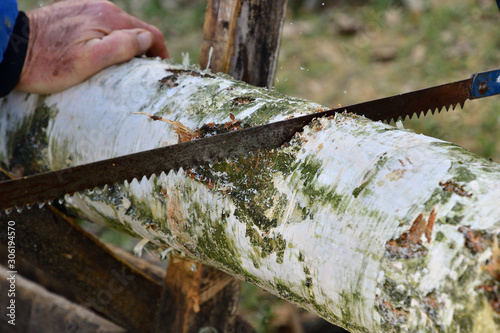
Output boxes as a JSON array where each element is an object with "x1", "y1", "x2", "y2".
[
  {"x1": 154, "y1": 258, "x2": 244, "y2": 333},
  {"x1": 229, "y1": 0, "x2": 288, "y2": 88},
  {"x1": 155, "y1": 1, "x2": 288, "y2": 332},
  {"x1": 200, "y1": 0, "x2": 288, "y2": 88},
  {"x1": 199, "y1": 0, "x2": 244, "y2": 75}
]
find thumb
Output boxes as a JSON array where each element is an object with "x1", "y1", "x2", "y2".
[{"x1": 85, "y1": 28, "x2": 153, "y2": 72}]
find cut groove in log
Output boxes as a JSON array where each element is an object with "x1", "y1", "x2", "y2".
[{"x1": 1, "y1": 58, "x2": 500, "y2": 332}]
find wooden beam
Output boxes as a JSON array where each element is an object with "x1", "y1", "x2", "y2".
[
  {"x1": 0, "y1": 207, "x2": 162, "y2": 333},
  {"x1": 0, "y1": 265, "x2": 126, "y2": 333},
  {"x1": 0, "y1": 239, "x2": 255, "y2": 333},
  {"x1": 154, "y1": 258, "x2": 244, "y2": 333}
]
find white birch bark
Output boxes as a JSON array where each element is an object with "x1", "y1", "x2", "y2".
[{"x1": 1, "y1": 58, "x2": 500, "y2": 332}]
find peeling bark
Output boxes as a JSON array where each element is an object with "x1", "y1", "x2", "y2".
[{"x1": 2, "y1": 58, "x2": 500, "y2": 332}]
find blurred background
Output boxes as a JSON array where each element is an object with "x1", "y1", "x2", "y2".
[{"x1": 18, "y1": 0, "x2": 500, "y2": 332}]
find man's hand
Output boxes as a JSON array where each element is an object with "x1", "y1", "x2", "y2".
[{"x1": 16, "y1": 0, "x2": 169, "y2": 94}]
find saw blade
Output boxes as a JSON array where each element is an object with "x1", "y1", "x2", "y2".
[
  {"x1": 343, "y1": 78, "x2": 472, "y2": 122},
  {"x1": 1, "y1": 69, "x2": 500, "y2": 211}
]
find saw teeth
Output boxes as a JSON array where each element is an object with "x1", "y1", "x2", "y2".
[
  {"x1": 15, "y1": 205, "x2": 23, "y2": 214},
  {"x1": 4, "y1": 207, "x2": 12, "y2": 215},
  {"x1": 38, "y1": 201, "x2": 45, "y2": 209},
  {"x1": 130, "y1": 178, "x2": 140, "y2": 188}
]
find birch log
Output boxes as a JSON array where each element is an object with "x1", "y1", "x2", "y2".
[{"x1": 2, "y1": 58, "x2": 500, "y2": 333}]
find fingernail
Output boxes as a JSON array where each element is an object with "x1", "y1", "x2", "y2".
[{"x1": 137, "y1": 32, "x2": 153, "y2": 53}]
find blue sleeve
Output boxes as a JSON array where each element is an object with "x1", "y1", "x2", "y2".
[{"x1": 0, "y1": 0, "x2": 18, "y2": 63}]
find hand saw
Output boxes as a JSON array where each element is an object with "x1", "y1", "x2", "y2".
[{"x1": 1, "y1": 68, "x2": 500, "y2": 211}]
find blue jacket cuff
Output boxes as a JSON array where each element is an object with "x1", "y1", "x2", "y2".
[
  {"x1": 0, "y1": 11, "x2": 29, "y2": 97},
  {"x1": 0, "y1": 0, "x2": 19, "y2": 63}
]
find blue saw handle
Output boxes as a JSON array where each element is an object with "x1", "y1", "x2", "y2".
[
  {"x1": 497, "y1": 0, "x2": 500, "y2": 11},
  {"x1": 471, "y1": 69, "x2": 500, "y2": 99}
]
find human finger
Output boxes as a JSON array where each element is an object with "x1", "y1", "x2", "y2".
[
  {"x1": 90, "y1": 2, "x2": 168, "y2": 58},
  {"x1": 143, "y1": 24, "x2": 169, "y2": 58},
  {"x1": 107, "y1": 17, "x2": 168, "y2": 58},
  {"x1": 82, "y1": 28, "x2": 154, "y2": 75}
]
